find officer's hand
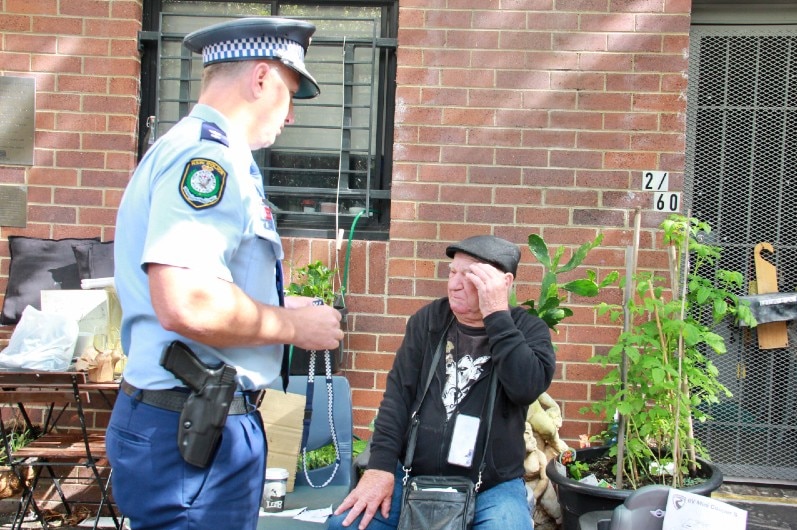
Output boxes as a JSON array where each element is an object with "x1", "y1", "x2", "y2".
[
  {"x1": 290, "y1": 304, "x2": 344, "y2": 351},
  {"x1": 334, "y1": 469, "x2": 394, "y2": 529},
  {"x1": 465, "y1": 262, "x2": 512, "y2": 317}
]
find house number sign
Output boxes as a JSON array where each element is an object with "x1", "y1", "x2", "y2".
[
  {"x1": 0, "y1": 76, "x2": 35, "y2": 166},
  {"x1": 642, "y1": 171, "x2": 681, "y2": 213}
]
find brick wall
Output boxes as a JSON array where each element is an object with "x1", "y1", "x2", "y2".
[{"x1": 0, "y1": 0, "x2": 693, "y2": 446}]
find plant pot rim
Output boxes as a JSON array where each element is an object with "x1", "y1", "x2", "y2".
[{"x1": 546, "y1": 444, "x2": 724, "y2": 498}]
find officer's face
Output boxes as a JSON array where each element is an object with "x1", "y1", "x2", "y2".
[{"x1": 253, "y1": 62, "x2": 300, "y2": 148}]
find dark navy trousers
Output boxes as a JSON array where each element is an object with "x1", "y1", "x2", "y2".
[{"x1": 106, "y1": 389, "x2": 266, "y2": 530}]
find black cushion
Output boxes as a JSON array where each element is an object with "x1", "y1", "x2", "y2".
[
  {"x1": 72, "y1": 240, "x2": 115, "y2": 280},
  {"x1": 1, "y1": 236, "x2": 100, "y2": 325}
]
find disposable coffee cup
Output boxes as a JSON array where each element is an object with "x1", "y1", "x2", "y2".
[{"x1": 262, "y1": 467, "x2": 289, "y2": 512}]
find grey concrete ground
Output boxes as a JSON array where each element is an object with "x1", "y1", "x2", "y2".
[{"x1": 715, "y1": 482, "x2": 797, "y2": 529}]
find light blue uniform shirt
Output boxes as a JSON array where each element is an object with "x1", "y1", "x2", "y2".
[{"x1": 114, "y1": 104, "x2": 284, "y2": 391}]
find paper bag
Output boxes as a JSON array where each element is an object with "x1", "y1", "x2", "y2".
[{"x1": 259, "y1": 390, "x2": 305, "y2": 492}]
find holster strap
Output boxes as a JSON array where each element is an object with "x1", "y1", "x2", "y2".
[{"x1": 120, "y1": 380, "x2": 261, "y2": 415}]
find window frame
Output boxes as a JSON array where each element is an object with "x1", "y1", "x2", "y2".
[{"x1": 138, "y1": 0, "x2": 397, "y2": 240}]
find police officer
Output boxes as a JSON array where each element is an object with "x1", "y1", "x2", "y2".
[{"x1": 106, "y1": 17, "x2": 344, "y2": 530}]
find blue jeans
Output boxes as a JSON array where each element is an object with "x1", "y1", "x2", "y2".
[
  {"x1": 326, "y1": 466, "x2": 533, "y2": 530},
  {"x1": 106, "y1": 390, "x2": 266, "y2": 530}
]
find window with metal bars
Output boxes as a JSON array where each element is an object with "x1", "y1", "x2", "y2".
[{"x1": 137, "y1": 0, "x2": 397, "y2": 240}]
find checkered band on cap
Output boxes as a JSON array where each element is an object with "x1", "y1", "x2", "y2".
[{"x1": 201, "y1": 36, "x2": 305, "y2": 65}]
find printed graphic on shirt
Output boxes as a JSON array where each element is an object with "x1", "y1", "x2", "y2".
[
  {"x1": 180, "y1": 158, "x2": 227, "y2": 209},
  {"x1": 443, "y1": 341, "x2": 490, "y2": 419}
]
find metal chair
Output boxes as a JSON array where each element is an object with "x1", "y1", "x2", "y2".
[
  {"x1": 0, "y1": 371, "x2": 122, "y2": 530},
  {"x1": 258, "y1": 375, "x2": 354, "y2": 530}
]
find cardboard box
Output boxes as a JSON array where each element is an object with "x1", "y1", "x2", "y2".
[
  {"x1": 259, "y1": 390, "x2": 306, "y2": 492},
  {"x1": 40, "y1": 288, "x2": 118, "y2": 336}
]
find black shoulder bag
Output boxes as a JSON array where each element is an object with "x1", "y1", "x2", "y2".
[{"x1": 396, "y1": 319, "x2": 498, "y2": 530}]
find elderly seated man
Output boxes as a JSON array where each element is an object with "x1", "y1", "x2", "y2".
[{"x1": 328, "y1": 235, "x2": 556, "y2": 530}]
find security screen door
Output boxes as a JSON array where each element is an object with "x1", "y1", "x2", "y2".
[{"x1": 686, "y1": 24, "x2": 797, "y2": 483}]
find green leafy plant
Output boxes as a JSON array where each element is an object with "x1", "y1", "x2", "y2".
[
  {"x1": 567, "y1": 460, "x2": 591, "y2": 481},
  {"x1": 286, "y1": 260, "x2": 339, "y2": 306},
  {"x1": 299, "y1": 437, "x2": 368, "y2": 471},
  {"x1": 584, "y1": 214, "x2": 756, "y2": 489},
  {"x1": 523, "y1": 233, "x2": 618, "y2": 331}
]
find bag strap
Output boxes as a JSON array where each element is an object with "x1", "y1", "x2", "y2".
[
  {"x1": 299, "y1": 299, "x2": 340, "y2": 488},
  {"x1": 402, "y1": 315, "x2": 453, "y2": 471},
  {"x1": 402, "y1": 316, "x2": 499, "y2": 492}
]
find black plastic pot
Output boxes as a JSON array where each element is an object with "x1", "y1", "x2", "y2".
[
  {"x1": 546, "y1": 445, "x2": 724, "y2": 530},
  {"x1": 290, "y1": 346, "x2": 341, "y2": 375}
]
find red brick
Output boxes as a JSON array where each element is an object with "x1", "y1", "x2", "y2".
[
  {"x1": 60, "y1": 0, "x2": 110, "y2": 17},
  {"x1": 468, "y1": 128, "x2": 521, "y2": 147},
  {"x1": 7, "y1": 0, "x2": 56, "y2": 14},
  {"x1": 420, "y1": 87, "x2": 468, "y2": 106},
  {"x1": 604, "y1": 151, "x2": 658, "y2": 171},
  {"x1": 82, "y1": 133, "x2": 137, "y2": 152},
  {"x1": 6, "y1": 34, "x2": 57, "y2": 53},
  {"x1": 527, "y1": 12, "x2": 579, "y2": 30},
  {"x1": 35, "y1": 131, "x2": 80, "y2": 150},
  {"x1": 440, "y1": 184, "x2": 493, "y2": 203},
  {"x1": 607, "y1": 33, "x2": 662, "y2": 52},
  {"x1": 54, "y1": 187, "x2": 103, "y2": 206},
  {"x1": 84, "y1": 18, "x2": 140, "y2": 38},
  {"x1": 82, "y1": 95, "x2": 138, "y2": 115},
  {"x1": 573, "y1": 208, "x2": 626, "y2": 227},
  {"x1": 0, "y1": 52, "x2": 31, "y2": 71},
  {"x1": 468, "y1": 88, "x2": 524, "y2": 109},
  {"x1": 495, "y1": 70, "x2": 550, "y2": 90},
  {"x1": 635, "y1": 14, "x2": 690, "y2": 33},
  {"x1": 397, "y1": 29, "x2": 446, "y2": 48},
  {"x1": 418, "y1": 126, "x2": 467, "y2": 145},
  {"x1": 635, "y1": 53, "x2": 688, "y2": 74},
  {"x1": 551, "y1": 71, "x2": 604, "y2": 91},
  {"x1": 417, "y1": 202, "x2": 465, "y2": 222},
  {"x1": 0, "y1": 14, "x2": 32, "y2": 31},
  {"x1": 549, "y1": 149, "x2": 603, "y2": 170},
  {"x1": 441, "y1": 146, "x2": 495, "y2": 164},
  {"x1": 523, "y1": 129, "x2": 576, "y2": 148},
  {"x1": 518, "y1": 206, "x2": 570, "y2": 226},
  {"x1": 33, "y1": 16, "x2": 83, "y2": 35},
  {"x1": 84, "y1": 57, "x2": 140, "y2": 77},
  {"x1": 471, "y1": 166, "x2": 522, "y2": 185},
  {"x1": 578, "y1": 131, "x2": 629, "y2": 150},
  {"x1": 604, "y1": 112, "x2": 659, "y2": 132},
  {"x1": 32, "y1": 54, "x2": 82, "y2": 73},
  {"x1": 495, "y1": 109, "x2": 548, "y2": 128},
  {"x1": 57, "y1": 112, "x2": 107, "y2": 132},
  {"x1": 580, "y1": 52, "x2": 633, "y2": 72},
  {"x1": 440, "y1": 68, "x2": 495, "y2": 88},
  {"x1": 426, "y1": 10, "x2": 471, "y2": 29},
  {"x1": 397, "y1": 104, "x2": 443, "y2": 125},
  {"x1": 631, "y1": 132, "x2": 684, "y2": 153},
  {"x1": 440, "y1": 108, "x2": 495, "y2": 125},
  {"x1": 495, "y1": 147, "x2": 551, "y2": 168},
  {"x1": 576, "y1": 170, "x2": 630, "y2": 189},
  {"x1": 27, "y1": 205, "x2": 76, "y2": 224},
  {"x1": 56, "y1": 150, "x2": 105, "y2": 169},
  {"x1": 29, "y1": 166, "x2": 77, "y2": 186},
  {"x1": 58, "y1": 75, "x2": 108, "y2": 94},
  {"x1": 111, "y1": 1, "x2": 144, "y2": 19},
  {"x1": 549, "y1": 111, "x2": 602, "y2": 130},
  {"x1": 445, "y1": 30, "x2": 499, "y2": 49}
]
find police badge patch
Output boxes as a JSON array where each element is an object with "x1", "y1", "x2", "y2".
[{"x1": 180, "y1": 158, "x2": 227, "y2": 209}]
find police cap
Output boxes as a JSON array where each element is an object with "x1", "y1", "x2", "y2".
[{"x1": 183, "y1": 17, "x2": 320, "y2": 99}]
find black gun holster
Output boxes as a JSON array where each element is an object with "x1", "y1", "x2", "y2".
[{"x1": 160, "y1": 341, "x2": 238, "y2": 468}]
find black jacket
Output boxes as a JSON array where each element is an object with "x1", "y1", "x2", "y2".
[{"x1": 368, "y1": 298, "x2": 556, "y2": 490}]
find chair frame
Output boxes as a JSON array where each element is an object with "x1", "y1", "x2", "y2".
[{"x1": 0, "y1": 371, "x2": 122, "y2": 530}]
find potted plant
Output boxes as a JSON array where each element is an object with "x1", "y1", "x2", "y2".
[
  {"x1": 285, "y1": 260, "x2": 347, "y2": 375},
  {"x1": 545, "y1": 214, "x2": 757, "y2": 530}
]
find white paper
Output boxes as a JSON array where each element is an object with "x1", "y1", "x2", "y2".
[
  {"x1": 662, "y1": 489, "x2": 747, "y2": 530},
  {"x1": 294, "y1": 505, "x2": 333, "y2": 523},
  {"x1": 259, "y1": 507, "x2": 306, "y2": 518}
]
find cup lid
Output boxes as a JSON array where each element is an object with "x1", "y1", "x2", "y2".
[{"x1": 265, "y1": 468, "x2": 289, "y2": 480}]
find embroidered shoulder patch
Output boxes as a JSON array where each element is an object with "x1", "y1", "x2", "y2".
[{"x1": 180, "y1": 158, "x2": 227, "y2": 209}]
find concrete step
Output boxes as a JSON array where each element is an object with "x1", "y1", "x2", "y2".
[{"x1": 714, "y1": 483, "x2": 797, "y2": 530}]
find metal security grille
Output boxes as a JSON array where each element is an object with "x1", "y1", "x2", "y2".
[{"x1": 686, "y1": 26, "x2": 797, "y2": 483}]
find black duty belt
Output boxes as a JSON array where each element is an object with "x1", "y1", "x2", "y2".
[{"x1": 120, "y1": 380, "x2": 262, "y2": 415}]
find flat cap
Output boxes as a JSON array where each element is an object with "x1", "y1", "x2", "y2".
[
  {"x1": 446, "y1": 235, "x2": 521, "y2": 276},
  {"x1": 183, "y1": 17, "x2": 320, "y2": 99}
]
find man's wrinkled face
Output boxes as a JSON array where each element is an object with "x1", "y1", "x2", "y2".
[{"x1": 447, "y1": 253, "x2": 481, "y2": 317}]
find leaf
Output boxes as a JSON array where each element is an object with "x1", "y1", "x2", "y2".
[
  {"x1": 558, "y1": 233, "x2": 604, "y2": 274},
  {"x1": 563, "y1": 279, "x2": 599, "y2": 297},
  {"x1": 527, "y1": 234, "x2": 551, "y2": 268}
]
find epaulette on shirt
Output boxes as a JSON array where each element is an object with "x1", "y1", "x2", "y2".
[{"x1": 200, "y1": 122, "x2": 229, "y2": 147}]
